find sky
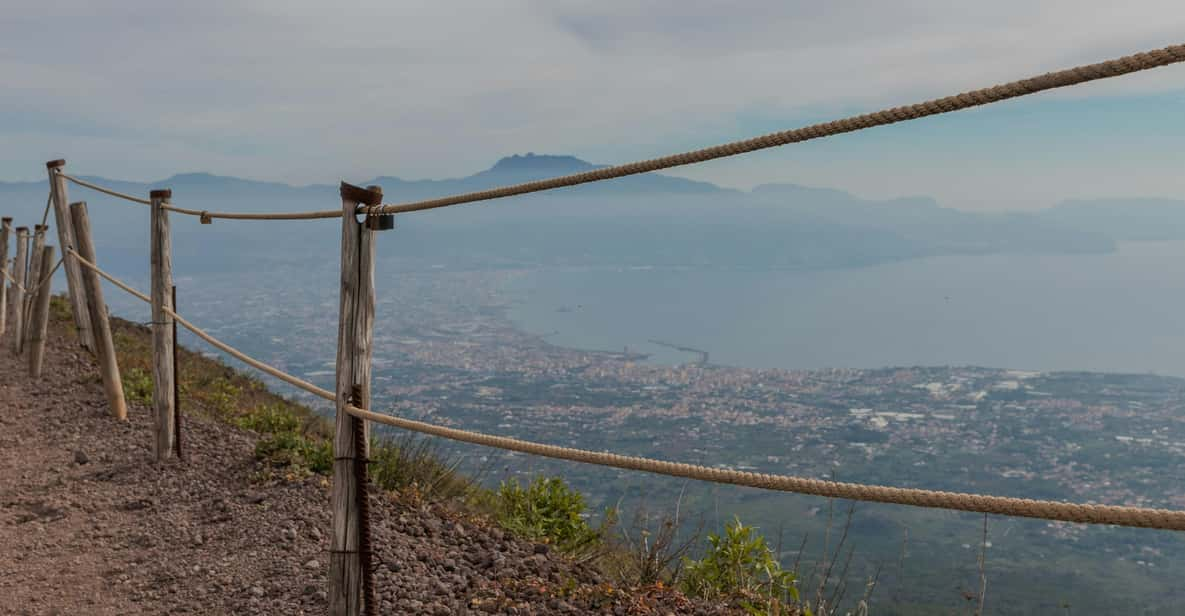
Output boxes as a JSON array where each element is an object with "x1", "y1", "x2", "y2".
[{"x1": 2, "y1": 0, "x2": 1184, "y2": 210}]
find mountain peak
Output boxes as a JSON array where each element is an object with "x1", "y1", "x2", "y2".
[{"x1": 487, "y1": 153, "x2": 597, "y2": 174}]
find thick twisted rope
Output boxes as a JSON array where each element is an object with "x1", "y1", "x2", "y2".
[
  {"x1": 54, "y1": 43, "x2": 1185, "y2": 222},
  {"x1": 346, "y1": 405, "x2": 1185, "y2": 530},
  {"x1": 64, "y1": 249, "x2": 1185, "y2": 531},
  {"x1": 374, "y1": 43, "x2": 1185, "y2": 215}
]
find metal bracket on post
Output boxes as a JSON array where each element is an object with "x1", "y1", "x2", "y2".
[{"x1": 365, "y1": 186, "x2": 394, "y2": 232}]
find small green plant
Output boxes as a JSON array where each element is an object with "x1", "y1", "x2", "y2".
[
  {"x1": 368, "y1": 433, "x2": 471, "y2": 502},
  {"x1": 122, "y1": 368, "x2": 153, "y2": 404},
  {"x1": 49, "y1": 296, "x2": 73, "y2": 324},
  {"x1": 234, "y1": 403, "x2": 302, "y2": 434},
  {"x1": 607, "y1": 500, "x2": 701, "y2": 587},
  {"x1": 681, "y1": 517, "x2": 799, "y2": 615},
  {"x1": 255, "y1": 432, "x2": 332, "y2": 474},
  {"x1": 496, "y1": 476, "x2": 601, "y2": 554},
  {"x1": 201, "y1": 377, "x2": 241, "y2": 418}
]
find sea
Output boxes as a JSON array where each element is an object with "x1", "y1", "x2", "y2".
[{"x1": 505, "y1": 240, "x2": 1185, "y2": 377}]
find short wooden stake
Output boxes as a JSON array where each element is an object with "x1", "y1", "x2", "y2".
[
  {"x1": 150, "y1": 189, "x2": 175, "y2": 460},
  {"x1": 172, "y1": 285, "x2": 182, "y2": 458},
  {"x1": 0, "y1": 217, "x2": 11, "y2": 336},
  {"x1": 329, "y1": 182, "x2": 381, "y2": 616},
  {"x1": 46, "y1": 160, "x2": 95, "y2": 352},
  {"x1": 27, "y1": 245, "x2": 55, "y2": 377},
  {"x1": 10, "y1": 227, "x2": 28, "y2": 355},
  {"x1": 71, "y1": 201, "x2": 128, "y2": 421},
  {"x1": 21, "y1": 224, "x2": 47, "y2": 355}
]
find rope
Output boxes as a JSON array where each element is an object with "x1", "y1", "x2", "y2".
[
  {"x1": 27, "y1": 258, "x2": 63, "y2": 295},
  {"x1": 58, "y1": 171, "x2": 341, "y2": 221},
  {"x1": 0, "y1": 266, "x2": 26, "y2": 293},
  {"x1": 344, "y1": 404, "x2": 1185, "y2": 531},
  {"x1": 67, "y1": 249, "x2": 336, "y2": 401},
  {"x1": 62, "y1": 245, "x2": 1185, "y2": 531},
  {"x1": 40, "y1": 193, "x2": 52, "y2": 228},
  {"x1": 374, "y1": 43, "x2": 1185, "y2": 215},
  {"x1": 51, "y1": 43, "x2": 1185, "y2": 223},
  {"x1": 67, "y1": 250, "x2": 150, "y2": 303},
  {"x1": 59, "y1": 173, "x2": 152, "y2": 205}
]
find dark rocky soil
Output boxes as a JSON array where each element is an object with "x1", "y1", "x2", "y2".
[{"x1": 0, "y1": 313, "x2": 732, "y2": 614}]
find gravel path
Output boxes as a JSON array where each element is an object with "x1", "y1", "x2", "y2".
[{"x1": 0, "y1": 315, "x2": 732, "y2": 615}]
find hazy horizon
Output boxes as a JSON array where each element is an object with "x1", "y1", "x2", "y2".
[
  {"x1": 4, "y1": 2, "x2": 1185, "y2": 211},
  {"x1": 3, "y1": 152, "x2": 1183, "y2": 214}
]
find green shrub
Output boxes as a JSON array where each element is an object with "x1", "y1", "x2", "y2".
[
  {"x1": 202, "y1": 378, "x2": 241, "y2": 418},
  {"x1": 255, "y1": 432, "x2": 332, "y2": 474},
  {"x1": 234, "y1": 403, "x2": 302, "y2": 434},
  {"x1": 496, "y1": 476, "x2": 600, "y2": 554},
  {"x1": 122, "y1": 368, "x2": 153, "y2": 404},
  {"x1": 681, "y1": 517, "x2": 799, "y2": 614},
  {"x1": 49, "y1": 296, "x2": 73, "y2": 323}
]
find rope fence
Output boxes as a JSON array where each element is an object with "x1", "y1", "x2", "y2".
[
  {"x1": 14, "y1": 39, "x2": 1185, "y2": 614},
  {"x1": 0, "y1": 257, "x2": 61, "y2": 294},
  {"x1": 55, "y1": 253, "x2": 1185, "y2": 531},
  {"x1": 59, "y1": 173, "x2": 151, "y2": 205},
  {"x1": 59, "y1": 172, "x2": 341, "y2": 221},
  {"x1": 67, "y1": 249, "x2": 336, "y2": 400}
]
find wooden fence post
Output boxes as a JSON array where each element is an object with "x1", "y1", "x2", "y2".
[
  {"x1": 329, "y1": 182, "x2": 381, "y2": 616},
  {"x1": 27, "y1": 245, "x2": 55, "y2": 377},
  {"x1": 46, "y1": 160, "x2": 95, "y2": 353},
  {"x1": 71, "y1": 201, "x2": 128, "y2": 421},
  {"x1": 10, "y1": 227, "x2": 28, "y2": 355},
  {"x1": 21, "y1": 224, "x2": 47, "y2": 354},
  {"x1": 0, "y1": 217, "x2": 10, "y2": 336},
  {"x1": 150, "y1": 189, "x2": 175, "y2": 460}
]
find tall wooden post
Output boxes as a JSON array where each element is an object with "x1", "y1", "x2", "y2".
[
  {"x1": 329, "y1": 182, "x2": 381, "y2": 616},
  {"x1": 46, "y1": 160, "x2": 95, "y2": 352},
  {"x1": 21, "y1": 224, "x2": 47, "y2": 354},
  {"x1": 71, "y1": 202, "x2": 128, "y2": 420},
  {"x1": 10, "y1": 227, "x2": 28, "y2": 355},
  {"x1": 27, "y1": 245, "x2": 55, "y2": 377},
  {"x1": 0, "y1": 217, "x2": 10, "y2": 336},
  {"x1": 150, "y1": 189, "x2": 175, "y2": 460}
]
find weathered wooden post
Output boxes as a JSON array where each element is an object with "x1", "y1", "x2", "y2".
[
  {"x1": 21, "y1": 224, "x2": 47, "y2": 354},
  {"x1": 329, "y1": 182, "x2": 382, "y2": 616},
  {"x1": 10, "y1": 227, "x2": 28, "y2": 355},
  {"x1": 27, "y1": 245, "x2": 55, "y2": 377},
  {"x1": 45, "y1": 160, "x2": 95, "y2": 352},
  {"x1": 71, "y1": 201, "x2": 128, "y2": 420},
  {"x1": 0, "y1": 217, "x2": 10, "y2": 336},
  {"x1": 150, "y1": 189, "x2": 175, "y2": 460}
]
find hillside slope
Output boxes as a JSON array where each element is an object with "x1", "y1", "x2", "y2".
[{"x1": 0, "y1": 303, "x2": 730, "y2": 615}]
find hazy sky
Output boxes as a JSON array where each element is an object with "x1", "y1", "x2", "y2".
[{"x1": 3, "y1": 1, "x2": 1184, "y2": 210}]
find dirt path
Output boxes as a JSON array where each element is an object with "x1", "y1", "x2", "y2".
[{"x1": 0, "y1": 316, "x2": 729, "y2": 615}]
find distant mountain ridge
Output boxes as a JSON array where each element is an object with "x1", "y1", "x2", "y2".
[{"x1": 0, "y1": 153, "x2": 1179, "y2": 273}]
